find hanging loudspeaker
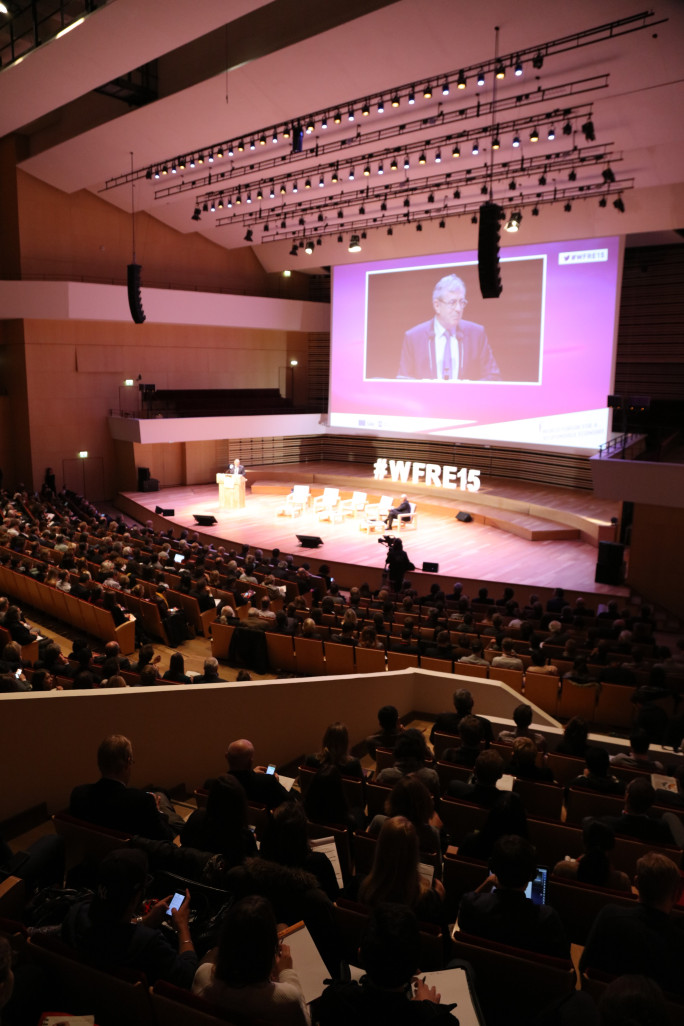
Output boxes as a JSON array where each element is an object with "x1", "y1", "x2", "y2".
[{"x1": 127, "y1": 263, "x2": 146, "y2": 324}]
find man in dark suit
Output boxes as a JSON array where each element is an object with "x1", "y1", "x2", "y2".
[
  {"x1": 397, "y1": 273, "x2": 499, "y2": 381},
  {"x1": 228, "y1": 457, "x2": 246, "y2": 476},
  {"x1": 447, "y1": 749, "x2": 506, "y2": 806},
  {"x1": 224, "y1": 738, "x2": 293, "y2": 809},
  {"x1": 580, "y1": 852, "x2": 684, "y2": 996},
  {"x1": 600, "y1": 777, "x2": 677, "y2": 845},
  {"x1": 385, "y1": 495, "x2": 411, "y2": 530},
  {"x1": 430, "y1": 687, "x2": 494, "y2": 745},
  {"x1": 69, "y1": 735, "x2": 179, "y2": 839}
]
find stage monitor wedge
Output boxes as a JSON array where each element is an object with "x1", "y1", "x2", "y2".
[
  {"x1": 296, "y1": 534, "x2": 323, "y2": 548},
  {"x1": 456, "y1": 511, "x2": 473, "y2": 522},
  {"x1": 422, "y1": 561, "x2": 439, "y2": 573},
  {"x1": 193, "y1": 514, "x2": 218, "y2": 526},
  {"x1": 155, "y1": 506, "x2": 175, "y2": 517}
]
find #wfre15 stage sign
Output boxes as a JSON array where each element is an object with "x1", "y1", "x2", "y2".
[{"x1": 372, "y1": 458, "x2": 481, "y2": 491}]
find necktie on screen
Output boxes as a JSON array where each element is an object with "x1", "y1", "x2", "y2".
[{"x1": 442, "y1": 330, "x2": 453, "y2": 380}]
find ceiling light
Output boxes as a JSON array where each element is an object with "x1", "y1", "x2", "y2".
[
  {"x1": 423, "y1": 83, "x2": 432, "y2": 99},
  {"x1": 237, "y1": 140, "x2": 244, "y2": 152},
  {"x1": 244, "y1": 229, "x2": 253, "y2": 242},
  {"x1": 272, "y1": 129, "x2": 278, "y2": 143},
  {"x1": 380, "y1": 201, "x2": 387, "y2": 211},
  {"x1": 481, "y1": 184, "x2": 488, "y2": 195},
  {"x1": 602, "y1": 167, "x2": 616, "y2": 183},
  {"x1": 280, "y1": 184, "x2": 286, "y2": 194},
  {"x1": 377, "y1": 98, "x2": 385, "y2": 113},
  {"x1": 289, "y1": 244, "x2": 298, "y2": 257},
  {"x1": 217, "y1": 197, "x2": 223, "y2": 209},
  {"x1": 472, "y1": 141, "x2": 479, "y2": 155},
  {"x1": 408, "y1": 87, "x2": 415, "y2": 104},
  {"x1": 317, "y1": 212, "x2": 324, "y2": 222},
  {"x1": 403, "y1": 198, "x2": 410, "y2": 208},
  {"x1": 477, "y1": 70, "x2": 485, "y2": 86},
  {"x1": 202, "y1": 203, "x2": 208, "y2": 213},
  {"x1": 332, "y1": 170, "x2": 339, "y2": 183},
  {"x1": 321, "y1": 116, "x2": 328, "y2": 130},
  {"x1": 298, "y1": 216, "x2": 305, "y2": 226},
  {"x1": 305, "y1": 179, "x2": 312, "y2": 189},
  {"x1": 435, "y1": 150, "x2": 442, "y2": 163},
  {"x1": 568, "y1": 169, "x2": 577, "y2": 181},
  {"x1": 348, "y1": 168, "x2": 355, "y2": 181},
  {"x1": 452, "y1": 144, "x2": 460, "y2": 158},
  {"x1": 442, "y1": 79, "x2": 450, "y2": 95},
  {"x1": 378, "y1": 163, "x2": 384, "y2": 174},
  {"x1": 191, "y1": 208, "x2": 201, "y2": 221},
  {"x1": 532, "y1": 51, "x2": 544, "y2": 69},
  {"x1": 269, "y1": 185, "x2": 275, "y2": 199},
  {"x1": 235, "y1": 194, "x2": 241, "y2": 205},
  {"x1": 305, "y1": 120, "x2": 314, "y2": 134},
  {"x1": 457, "y1": 70, "x2": 466, "y2": 89},
  {"x1": 256, "y1": 188, "x2": 263, "y2": 200},
  {"x1": 161, "y1": 165, "x2": 168, "y2": 175},
  {"x1": 453, "y1": 188, "x2": 461, "y2": 199},
  {"x1": 471, "y1": 213, "x2": 478, "y2": 224},
  {"x1": 495, "y1": 61, "x2": 505, "y2": 79},
  {"x1": 316, "y1": 238, "x2": 322, "y2": 246},
  {"x1": 387, "y1": 227, "x2": 393, "y2": 235},
  {"x1": 292, "y1": 181, "x2": 298, "y2": 192},
  {"x1": 348, "y1": 108, "x2": 355, "y2": 122},
  {"x1": 492, "y1": 136, "x2": 500, "y2": 150},
  {"x1": 319, "y1": 175, "x2": 325, "y2": 187},
  {"x1": 305, "y1": 240, "x2": 314, "y2": 254},
  {"x1": 564, "y1": 201, "x2": 572, "y2": 212},
  {"x1": 364, "y1": 164, "x2": 371, "y2": 176},
  {"x1": 179, "y1": 159, "x2": 186, "y2": 170},
  {"x1": 532, "y1": 205, "x2": 539, "y2": 216},
  {"x1": 508, "y1": 179, "x2": 516, "y2": 190},
  {"x1": 416, "y1": 223, "x2": 423, "y2": 231},
  {"x1": 439, "y1": 219, "x2": 446, "y2": 228},
  {"x1": 348, "y1": 234, "x2": 362, "y2": 252},
  {"x1": 337, "y1": 209, "x2": 343, "y2": 218},
  {"x1": 599, "y1": 196, "x2": 607, "y2": 207},
  {"x1": 512, "y1": 135, "x2": 520, "y2": 148},
  {"x1": 216, "y1": 148, "x2": 223, "y2": 159},
  {"x1": 391, "y1": 94, "x2": 400, "y2": 107},
  {"x1": 530, "y1": 127, "x2": 539, "y2": 142},
  {"x1": 563, "y1": 121, "x2": 572, "y2": 136},
  {"x1": 427, "y1": 193, "x2": 435, "y2": 203},
  {"x1": 228, "y1": 145, "x2": 234, "y2": 156},
  {"x1": 504, "y1": 211, "x2": 522, "y2": 232},
  {"x1": 209, "y1": 200, "x2": 215, "y2": 212},
  {"x1": 281, "y1": 218, "x2": 287, "y2": 228},
  {"x1": 154, "y1": 168, "x2": 160, "y2": 179},
  {"x1": 514, "y1": 58, "x2": 523, "y2": 76},
  {"x1": 334, "y1": 110, "x2": 342, "y2": 124},
  {"x1": 613, "y1": 196, "x2": 625, "y2": 212},
  {"x1": 362, "y1": 101, "x2": 370, "y2": 116},
  {"x1": 359, "y1": 205, "x2": 365, "y2": 215},
  {"x1": 403, "y1": 155, "x2": 410, "y2": 169},
  {"x1": 539, "y1": 173, "x2": 547, "y2": 186},
  {"x1": 581, "y1": 119, "x2": 595, "y2": 141},
  {"x1": 390, "y1": 157, "x2": 398, "y2": 170},
  {"x1": 547, "y1": 126, "x2": 556, "y2": 141},
  {"x1": 419, "y1": 152, "x2": 426, "y2": 165},
  {"x1": 246, "y1": 193, "x2": 252, "y2": 203},
  {"x1": 259, "y1": 135, "x2": 266, "y2": 146},
  {"x1": 337, "y1": 234, "x2": 343, "y2": 243}
]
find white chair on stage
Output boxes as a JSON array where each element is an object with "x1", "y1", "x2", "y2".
[
  {"x1": 362, "y1": 495, "x2": 392, "y2": 532},
  {"x1": 398, "y1": 502, "x2": 418, "y2": 530},
  {"x1": 280, "y1": 484, "x2": 310, "y2": 517},
  {"x1": 313, "y1": 487, "x2": 340, "y2": 521},
  {"x1": 341, "y1": 491, "x2": 368, "y2": 518}
]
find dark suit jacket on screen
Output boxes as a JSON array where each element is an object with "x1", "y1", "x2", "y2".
[{"x1": 397, "y1": 318, "x2": 500, "y2": 380}]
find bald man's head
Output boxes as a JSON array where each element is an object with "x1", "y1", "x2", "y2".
[{"x1": 226, "y1": 739, "x2": 254, "y2": 771}]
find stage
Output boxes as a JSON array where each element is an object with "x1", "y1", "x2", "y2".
[{"x1": 117, "y1": 462, "x2": 628, "y2": 600}]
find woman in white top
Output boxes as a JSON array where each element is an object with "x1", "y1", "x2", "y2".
[{"x1": 192, "y1": 895, "x2": 310, "y2": 1025}]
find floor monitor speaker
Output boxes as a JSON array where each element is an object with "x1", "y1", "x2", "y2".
[
  {"x1": 422, "y1": 561, "x2": 439, "y2": 573},
  {"x1": 456, "y1": 511, "x2": 473, "y2": 522},
  {"x1": 296, "y1": 534, "x2": 323, "y2": 548},
  {"x1": 155, "y1": 506, "x2": 174, "y2": 517},
  {"x1": 193, "y1": 514, "x2": 218, "y2": 526}
]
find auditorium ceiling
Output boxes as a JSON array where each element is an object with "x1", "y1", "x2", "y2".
[{"x1": 2, "y1": 0, "x2": 683, "y2": 272}]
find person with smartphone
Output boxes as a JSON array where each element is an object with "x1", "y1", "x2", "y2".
[{"x1": 61, "y1": 848, "x2": 197, "y2": 988}]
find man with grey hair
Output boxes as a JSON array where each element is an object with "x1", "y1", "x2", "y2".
[{"x1": 397, "y1": 272, "x2": 499, "y2": 381}]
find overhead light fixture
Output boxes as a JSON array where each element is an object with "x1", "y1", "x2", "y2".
[
  {"x1": 423, "y1": 83, "x2": 432, "y2": 99},
  {"x1": 387, "y1": 226, "x2": 393, "y2": 235},
  {"x1": 191, "y1": 208, "x2": 201, "y2": 221},
  {"x1": 305, "y1": 179, "x2": 312, "y2": 189},
  {"x1": 613, "y1": 195, "x2": 625, "y2": 212},
  {"x1": 269, "y1": 185, "x2": 275, "y2": 198},
  {"x1": 202, "y1": 202, "x2": 208, "y2": 212},
  {"x1": 380, "y1": 200, "x2": 387, "y2": 211},
  {"x1": 514, "y1": 57, "x2": 523, "y2": 77},
  {"x1": 244, "y1": 229, "x2": 253, "y2": 242},
  {"x1": 471, "y1": 213, "x2": 478, "y2": 224},
  {"x1": 390, "y1": 157, "x2": 398, "y2": 171},
  {"x1": 452, "y1": 144, "x2": 460, "y2": 158},
  {"x1": 532, "y1": 51, "x2": 544, "y2": 69},
  {"x1": 237, "y1": 140, "x2": 244, "y2": 151},
  {"x1": 305, "y1": 120, "x2": 314, "y2": 134},
  {"x1": 259, "y1": 135, "x2": 266, "y2": 145},
  {"x1": 256, "y1": 188, "x2": 263, "y2": 200},
  {"x1": 416, "y1": 223, "x2": 423, "y2": 231},
  {"x1": 209, "y1": 200, "x2": 215, "y2": 212},
  {"x1": 472, "y1": 141, "x2": 479, "y2": 155},
  {"x1": 272, "y1": 129, "x2": 278, "y2": 143},
  {"x1": 427, "y1": 193, "x2": 435, "y2": 203},
  {"x1": 289, "y1": 244, "x2": 298, "y2": 256},
  {"x1": 442, "y1": 79, "x2": 450, "y2": 95},
  {"x1": 568, "y1": 169, "x2": 577, "y2": 181},
  {"x1": 581, "y1": 119, "x2": 596, "y2": 141},
  {"x1": 495, "y1": 61, "x2": 505, "y2": 79},
  {"x1": 564, "y1": 201, "x2": 572, "y2": 212},
  {"x1": 477, "y1": 70, "x2": 485, "y2": 86},
  {"x1": 538, "y1": 173, "x2": 547, "y2": 185},
  {"x1": 492, "y1": 136, "x2": 500, "y2": 150},
  {"x1": 435, "y1": 150, "x2": 441, "y2": 163},
  {"x1": 377, "y1": 98, "x2": 385, "y2": 113},
  {"x1": 408, "y1": 87, "x2": 415, "y2": 104},
  {"x1": 403, "y1": 155, "x2": 410, "y2": 169},
  {"x1": 403, "y1": 198, "x2": 410, "y2": 208},
  {"x1": 359, "y1": 205, "x2": 365, "y2": 215},
  {"x1": 245, "y1": 193, "x2": 252, "y2": 204},
  {"x1": 364, "y1": 164, "x2": 371, "y2": 176},
  {"x1": 280, "y1": 184, "x2": 286, "y2": 194},
  {"x1": 331, "y1": 170, "x2": 339, "y2": 183},
  {"x1": 319, "y1": 175, "x2": 325, "y2": 187},
  {"x1": 439, "y1": 219, "x2": 446, "y2": 228},
  {"x1": 298, "y1": 216, "x2": 305, "y2": 226},
  {"x1": 602, "y1": 167, "x2": 616, "y2": 183},
  {"x1": 249, "y1": 139, "x2": 255, "y2": 150},
  {"x1": 504, "y1": 211, "x2": 522, "y2": 232},
  {"x1": 292, "y1": 181, "x2": 298, "y2": 193},
  {"x1": 512, "y1": 135, "x2": 520, "y2": 148},
  {"x1": 362, "y1": 101, "x2": 370, "y2": 116},
  {"x1": 333, "y1": 110, "x2": 342, "y2": 124},
  {"x1": 305, "y1": 240, "x2": 314, "y2": 254},
  {"x1": 348, "y1": 168, "x2": 355, "y2": 180},
  {"x1": 283, "y1": 269, "x2": 292, "y2": 277},
  {"x1": 337, "y1": 234, "x2": 343, "y2": 243},
  {"x1": 348, "y1": 107, "x2": 355, "y2": 122},
  {"x1": 530, "y1": 127, "x2": 539, "y2": 142},
  {"x1": 599, "y1": 196, "x2": 607, "y2": 207},
  {"x1": 348, "y1": 234, "x2": 362, "y2": 252},
  {"x1": 216, "y1": 148, "x2": 224, "y2": 159},
  {"x1": 562, "y1": 121, "x2": 573, "y2": 135},
  {"x1": 391, "y1": 94, "x2": 400, "y2": 107},
  {"x1": 547, "y1": 126, "x2": 556, "y2": 141},
  {"x1": 378, "y1": 163, "x2": 384, "y2": 174},
  {"x1": 55, "y1": 17, "x2": 85, "y2": 39},
  {"x1": 317, "y1": 212, "x2": 324, "y2": 222},
  {"x1": 481, "y1": 184, "x2": 488, "y2": 195},
  {"x1": 453, "y1": 188, "x2": 461, "y2": 199},
  {"x1": 418, "y1": 152, "x2": 426, "y2": 165},
  {"x1": 531, "y1": 205, "x2": 540, "y2": 216},
  {"x1": 508, "y1": 179, "x2": 516, "y2": 190},
  {"x1": 321, "y1": 115, "x2": 328, "y2": 130},
  {"x1": 457, "y1": 69, "x2": 466, "y2": 89}
]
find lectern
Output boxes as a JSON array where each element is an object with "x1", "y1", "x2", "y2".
[{"x1": 216, "y1": 472, "x2": 246, "y2": 509}]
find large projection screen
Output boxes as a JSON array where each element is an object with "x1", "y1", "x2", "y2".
[{"x1": 329, "y1": 236, "x2": 623, "y2": 451}]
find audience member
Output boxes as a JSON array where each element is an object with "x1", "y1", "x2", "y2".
[{"x1": 223, "y1": 738, "x2": 292, "y2": 809}]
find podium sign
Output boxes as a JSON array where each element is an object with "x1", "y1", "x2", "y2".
[{"x1": 216, "y1": 472, "x2": 246, "y2": 509}]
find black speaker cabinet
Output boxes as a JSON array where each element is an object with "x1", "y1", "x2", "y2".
[
  {"x1": 456, "y1": 511, "x2": 473, "y2": 522},
  {"x1": 193, "y1": 514, "x2": 218, "y2": 526},
  {"x1": 155, "y1": 506, "x2": 174, "y2": 516},
  {"x1": 137, "y1": 466, "x2": 150, "y2": 489},
  {"x1": 296, "y1": 534, "x2": 323, "y2": 548},
  {"x1": 141, "y1": 478, "x2": 159, "y2": 492},
  {"x1": 595, "y1": 541, "x2": 625, "y2": 585},
  {"x1": 422, "y1": 561, "x2": 439, "y2": 573},
  {"x1": 127, "y1": 263, "x2": 146, "y2": 324}
]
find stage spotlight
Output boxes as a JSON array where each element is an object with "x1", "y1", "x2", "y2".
[
  {"x1": 408, "y1": 87, "x2": 415, "y2": 104},
  {"x1": 472, "y1": 140, "x2": 479, "y2": 155},
  {"x1": 602, "y1": 167, "x2": 616, "y2": 183},
  {"x1": 477, "y1": 70, "x2": 485, "y2": 86},
  {"x1": 244, "y1": 229, "x2": 253, "y2": 242},
  {"x1": 581, "y1": 119, "x2": 595, "y2": 141},
  {"x1": 419, "y1": 152, "x2": 426, "y2": 165},
  {"x1": 547, "y1": 125, "x2": 556, "y2": 140},
  {"x1": 613, "y1": 195, "x2": 625, "y2": 212},
  {"x1": 348, "y1": 234, "x2": 362, "y2": 252},
  {"x1": 362, "y1": 101, "x2": 370, "y2": 116},
  {"x1": 504, "y1": 211, "x2": 522, "y2": 232},
  {"x1": 598, "y1": 196, "x2": 607, "y2": 207},
  {"x1": 471, "y1": 213, "x2": 478, "y2": 224},
  {"x1": 452, "y1": 144, "x2": 460, "y2": 158},
  {"x1": 564, "y1": 201, "x2": 572, "y2": 212},
  {"x1": 512, "y1": 135, "x2": 520, "y2": 148},
  {"x1": 538, "y1": 173, "x2": 547, "y2": 186},
  {"x1": 529, "y1": 127, "x2": 539, "y2": 142},
  {"x1": 387, "y1": 226, "x2": 393, "y2": 235},
  {"x1": 531, "y1": 205, "x2": 539, "y2": 216},
  {"x1": 439, "y1": 219, "x2": 446, "y2": 228},
  {"x1": 495, "y1": 61, "x2": 505, "y2": 79},
  {"x1": 562, "y1": 121, "x2": 573, "y2": 135},
  {"x1": 304, "y1": 240, "x2": 314, "y2": 254},
  {"x1": 423, "y1": 83, "x2": 432, "y2": 98},
  {"x1": 532, "y1": 51, "x2": 544, "y2": 69},
  {"x1": 457, "y1": 69, "x2": 466, "y2": 89},
  {"x1": 568, "y1": 169, "x2": 577, "y2": 181},
  {"x1": 191, "y1": 207, "x2": 201, "y2": 221},
  {"x1": 416, "y1": 223, "x2": 423, "y2": 231},
  {"x1": 442, "y1": 79, "x2": 450, "y2": 95},
  {"x1": 289, "y1": 244, "x2": 298, "y2": 256},
  {"x1": 514, "y1": 57, "x2": 523, "y2": 76}
]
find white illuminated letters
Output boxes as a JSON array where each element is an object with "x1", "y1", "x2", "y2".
[{"x1": 373, "y1": 458, "x2": 481, "y2": 492}]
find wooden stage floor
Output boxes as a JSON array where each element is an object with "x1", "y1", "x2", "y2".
[{"x1": 120, "y1": 465, "x2": 628, "y2": 599}]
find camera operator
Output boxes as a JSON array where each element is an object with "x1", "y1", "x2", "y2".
[{"x1": 380, "y1": 536, "x2": 415, "y2": 594}]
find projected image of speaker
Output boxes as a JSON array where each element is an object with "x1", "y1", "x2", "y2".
[
  {"x1": 456, "y1": 511, "x2": 473, "y2": 522},
  {"x1": 422, "y1": 561, "x2": 439, "y2": 573},
  {"x1": 155, "y1": 506, "x2": 175, "y2": 517},
  {"x1": 595, "y1": 541, "x2": 624, "y2": 585},
  {"x1": 296, "y1": 534, "x2": 323, "y2": 548},
  {"x1": 193, "y1": 514, "x2": 218, "y2": 526}
]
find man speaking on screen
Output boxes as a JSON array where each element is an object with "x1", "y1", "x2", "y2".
[{"x1": 397, "y1": 273, "x2": 500, "y2": 381}]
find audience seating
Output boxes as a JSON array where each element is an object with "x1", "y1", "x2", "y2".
[
  {"x1": 209, "y1": 622, "x2": 234, "y2": 661},
  {"x1": 27, "y1": 932, "x2": 155, "y2": 1026},
  {"x1": 340, "y1": 491, "x2": 368, "y2": 518},
  {"x1": 420, "y1": 654, "x2": 454, "y2": 674},
  {"x1": 365, "y1": 781, "x2": 392, "y2": 818},
  {"x1": 151, "y1": 980, "x2": 242, "y2": 1026},
  {"x1": 0, "y1": 877, "x2": 25, "y2": 921},
  {"x1": 334, "y1": 897, "x2": 444, "y2": 970},
  {"x1": 442, "y1": 854, "x2": 489, "y2": 922},
  {"x1": 512, "y1": 778, "x2": 565, "y2": 820},
  {"x1": 436, "y1": 761, "x2": 473, "y2": 792},
  {"x1": 546, "y1": 751, "x2": 586, "y2": 786},
  {"x1": 546, "y1": 876, "x2": 637, "y2": 945},
  {"x1": 452, "y1": 662, "x2": 488, "y2": 679},
  {"x1": 438, "y1": 797, "x2": 488, "y2": 843},
  {"x1": 324, "y1": 641, "x2": 355, "y2": 675},
  {"x1": 450, "y1": 930, "x2": 577, "y2": 1026},
  {"x1": 386, "y1": 650, "x2": 419, "y2": 671},
  {"x1": 52, "y1": 810, "x2": 130, "y2": 874},
  {"x1": 522, "y1": 674, "x2": 559, "y2": 717},
  {"x1": 488, "y1": 666, "x2": 525, "y2": 693},
  {"x1": 557, "y1": 679, "x2": 599, "y2": 721},
  {"x1": 265, "y1": 632, "x2": 296, "y2": 673},
  {"x1": 354, "y1": 647, "x2": 386, "y2": 673},
  {"x1": 293, "y1": 636, "x2": 326, "y2": 676}
]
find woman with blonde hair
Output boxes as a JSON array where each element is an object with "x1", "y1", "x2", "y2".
[{"x1": 358, "y1": 816, "x2": 444, "y2": 923}]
